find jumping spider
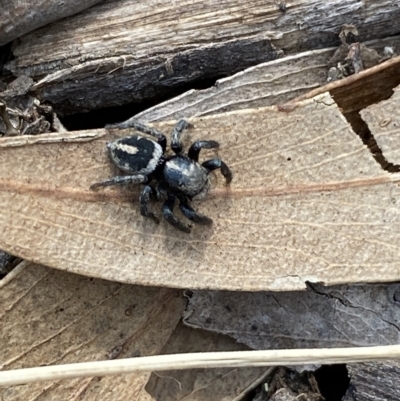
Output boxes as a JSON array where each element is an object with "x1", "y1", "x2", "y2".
[{"x1": 91, "y1": 119, "x2": 232, "y2": 233}]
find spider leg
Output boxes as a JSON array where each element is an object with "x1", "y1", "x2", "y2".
[
  {"x1": 178, "y1": 195, "x2": 213, "y2": 225},
  {"x1": 188, "y1": 140, "x2": 219, "y2": 162},
  {"x1": 140, "y1": 185, "x2": 160, "y2": 224},
  {"x1": 202, "y1": 159, "x2": 233, "y2": 185},
  {"x1": 90, "y1": 174, "x2": 148, "y2": 189},
  {"x1": 171, "y1": 119, "x2": 189, "y2": 155},
  {"x1": 162, "y1": 194, "x2": 191, "y2": 233},
  {"x1": 106, "y1": 120, "x2": 167, "y2": 151}
]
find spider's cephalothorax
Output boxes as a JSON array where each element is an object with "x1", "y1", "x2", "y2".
[{"x1": 91, "y1": 119, "x2": 232, "y2": 233}]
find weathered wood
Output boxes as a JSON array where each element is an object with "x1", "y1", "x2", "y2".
[
  {"x1": 134, "y1": 36, "x2": 400, "y2": 123},
  {"x1": 5, "y1": 0, "x2": 400, "y2": 114},
  {"x1": 0, "y1": 0, "x2": 103, "y2": 46},
  {"x1": 134, "y1": 48, "x2": 339, "y2": 123}
]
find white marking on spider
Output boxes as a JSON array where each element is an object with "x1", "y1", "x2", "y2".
[
  {"x1": 167, "y1": 158, "x2": 196, "y2": 176},
  {"x1": 146, "y1": 142, "x2": 163, "y2": 173},
  {"x1": 115, "y1": 144, "x2": 139, "y2": 155}
]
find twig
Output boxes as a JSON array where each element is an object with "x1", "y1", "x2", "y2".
[{"x1": 2, "y1": 344, "x2": 400, "y2": 386}]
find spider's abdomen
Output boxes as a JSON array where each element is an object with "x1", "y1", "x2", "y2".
[
  {"x1": 163, "y1": 156, "x2": 209, "y2": 197},
  {"x1": 107, "y1": 135, "x2": 163, "y2": 175}
]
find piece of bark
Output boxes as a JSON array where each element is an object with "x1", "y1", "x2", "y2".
[
  {"x1": 6, "y1": 0, "x2": 400, "y2": 114},
  {"x1": 331, "y1": 59, "x2": 400, "y2": 118},
  {"x1": 360, "y1": 84, "x2": 400, "y2": 166},
  {"x1": 0, "y1": 0, "x2": 103, "y2": 46},
  {"x1": 1, "y1": 93, "x2": 400, "y2": 291},
  {"x1": 134, "y1": 36, "x2": 400, "y2": 123},
  {"x1": 343, "y1": 361, "x2": 400, "y2": 401},
  {"x1": 0, "y1": 262, "x2": 184, "y2": 401},
  {"x1": 134, "y1": 48, "x2": 337, "y2": 123},
  {"x1": 184, "y1": 283, "x2": 400, "y2": 350},
  {"x1": 146, "y1": 322, "x2": 269, "y2": 401}
]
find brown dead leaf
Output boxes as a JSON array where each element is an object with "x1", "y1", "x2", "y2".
[
  {"x1": 360, "y1": 84, "x2": 400, "y2": 165},
  {"x1": 0, "y1": 93, "x2": 400, "y2": 291},
  {"x1": 146, "y1": 322, "x2": 269, "y2": 401},
  {"x1": 0, "y1": 262, "x2": 184, "y2": 400}
]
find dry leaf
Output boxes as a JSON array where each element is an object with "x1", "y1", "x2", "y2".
[
  {"x1": 1, "y1": 93, "x2": 400, "y2": 291},
  {"x1": 0, "y1": 262, "x2": 184, "y2": 400},
  {"x1": 184, "y1": 283, "x2": 400, "y2": 349},
  {"x1": 360, "y1": 84, "x2": 400, "y2": 165},
  {"x1": 146, "y1": 323, "x2": 269, "y2": 401}
]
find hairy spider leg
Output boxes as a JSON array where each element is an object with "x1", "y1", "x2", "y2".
[
  {"x1": 171, "y1": 119, "x2": 189, "y2": 155},
  {"x1": 106, "y1": 120, "x2": 167, "y2": 151},
  {"x1": 90, "y1": 174, "x2": 148, "y2": 189},
  {"x1": 140, "y1": 185, "x2": 160, "y2": 224},
  {"x1": 202, "y1": 159, "x2": 233, "y2": 184},
  {"x1": 178, "y1": 194, "x2": 213, "y2": 225},
  {"x1": 188, "y1": 140, "x2": 220, "y2": 162},
  {"x1": 162, "y1": 194, "x2": 191, "y2": 233}
]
